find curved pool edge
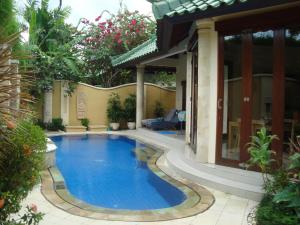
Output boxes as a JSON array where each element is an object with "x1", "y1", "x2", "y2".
[{"x1": 42, "y1": 133, "x2": 215, "y2": 222}]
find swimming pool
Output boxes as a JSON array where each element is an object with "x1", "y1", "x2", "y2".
[{"x1": 51, "y1": 134, "x2": 187, "y2": 210}]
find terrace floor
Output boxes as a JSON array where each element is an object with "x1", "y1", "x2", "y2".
[{"x1": 24, "y1": 183, "x2": 257, "y2": 225}]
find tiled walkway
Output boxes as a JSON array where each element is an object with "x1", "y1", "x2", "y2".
[{"x1": 23, "y1": 184, "x2": 257, "y2": 225}]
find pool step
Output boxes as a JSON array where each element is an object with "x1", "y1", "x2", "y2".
[
  {"x1": 49, "y1": 167, "x2": 66, "y2": 190},
  {"x1": 124, "y1": 128, "x2": 264, "y2": 201}
]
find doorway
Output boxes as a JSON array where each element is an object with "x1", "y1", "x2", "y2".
[{"x1": 190, "y1": 47, "x2": 198, "y2": 152}]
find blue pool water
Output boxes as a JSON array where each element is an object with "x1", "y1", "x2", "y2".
[
  {"x1": 51, "y1": 135, "x2": 186, "y2": 210},
  {"x1": 158, "y1": 131, "x2": 177, "y2": 135}
]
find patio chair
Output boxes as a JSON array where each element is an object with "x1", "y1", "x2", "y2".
[{"x1": 142, "y1": 109, "x2": 179, "y2": 130}]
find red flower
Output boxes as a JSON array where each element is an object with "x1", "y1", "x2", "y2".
[
  {"x1": 117, "y1": 39, "x2": 122, "y2": 44},
  {"x1": 131, "y1": 19, "x2": 137, "y2": 26}
]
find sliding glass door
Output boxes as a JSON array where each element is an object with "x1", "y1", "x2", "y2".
[{"x1": 217, "y1": 31, "x2": 275, "y2": 167}]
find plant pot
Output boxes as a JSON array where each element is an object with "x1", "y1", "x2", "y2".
[
  {"x1": 110, "y1": 123, "x2": 120, "y2": 131},
  {"x1": 0, "y1": 198, "x2": 5, "y2": 209},
  {"x1": 127, "y1": 122, "x2": 136, "y2": 130}
]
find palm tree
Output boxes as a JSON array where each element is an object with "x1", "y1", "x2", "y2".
[{"x1": 24, "y1": 0, "x2": 83, "y2": 122}]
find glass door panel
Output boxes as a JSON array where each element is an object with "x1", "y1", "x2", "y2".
[
  {"x1": 285, "y1": 28, "x2": 300, "y2": 155},
  {"x1": 221, "y1": 35, "x2": 242, "y2": 161},
  {"x1": 252, "y1": 31, "x2": 274, "y2": 135}
]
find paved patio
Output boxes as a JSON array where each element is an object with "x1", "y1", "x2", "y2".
[{"x1": 23, "y1": 183, "x2": 257, "y2": 225}]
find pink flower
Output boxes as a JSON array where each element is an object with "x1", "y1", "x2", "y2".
[
  {"x1": 95, "y1": 16, "x2": 101, "y2": 22},
  {"x1": 117, "y1": 39, "x2": 122, "y2": 44},
  {"x1": 81, "y1": 18, "x2": 90, "y2": 24},
  {"x1": 131, "y1": 19, "x2": 137, "y2": 26},
  {"x1": 29, "y1": 203, "x2": 37, "y2": 213}
]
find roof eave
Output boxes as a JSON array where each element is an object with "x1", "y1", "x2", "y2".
[{"x1": 156, "y1": 0, "x2": 299, "y2": 52}]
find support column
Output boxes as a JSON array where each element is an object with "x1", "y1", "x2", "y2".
[
  {"x1": 136, "y1": 65, "x2": 145, "y2": 128},
  {"x1": 185, "y1": 52, "x2": 192, "y2": 144},
  {"x1": 43, "y1": 89, "x2": 53, "y2": 123},
  {"x1": 196, "y1": 19, "x2": 218, "y2": 163}
]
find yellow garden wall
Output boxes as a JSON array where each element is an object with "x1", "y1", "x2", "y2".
[{"x1": 50, "y1": 81, "x2": 175, "y2": 126}]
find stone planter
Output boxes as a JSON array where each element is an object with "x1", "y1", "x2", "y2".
[
  {"x1": 127, "y1": 122, "x2": 136, "y2": 130},
  {"x1": 110, "y1": 123, "x2": 120, "y2": 131}
]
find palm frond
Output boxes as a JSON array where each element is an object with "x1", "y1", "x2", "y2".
[{"x1": 0, "y1": 35, "x2": 34, "y2": 173}]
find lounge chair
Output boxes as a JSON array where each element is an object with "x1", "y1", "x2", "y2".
[{"x1": 142, "y1": 109, "x2": 179, "y2": 130}]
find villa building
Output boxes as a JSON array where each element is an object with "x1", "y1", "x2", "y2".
[{"x1": 112, "y1": 0, "x2": 300, "y2": 171}]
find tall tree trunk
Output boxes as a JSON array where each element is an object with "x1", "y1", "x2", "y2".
[{"x1": 58, "y1": 0, "x2": 62, "y2": 10}]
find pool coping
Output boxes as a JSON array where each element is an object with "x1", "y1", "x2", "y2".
[{"x1": 41, "y1": 133, "x2": 215, "y2": 222}]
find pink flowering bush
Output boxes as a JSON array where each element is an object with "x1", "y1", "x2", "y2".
[{"x1": 79, "y1": 6, "x2": 156, "y2": 87}]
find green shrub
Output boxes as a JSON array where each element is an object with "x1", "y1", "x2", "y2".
[
  {"x1": 106, "y1": 93, "x2": 123, "y2": 123},
  {"x1": 0, "y1": 119, "x2": 46, "y2": 224},
  {"x1": 248, "y1": 129, "x2": 300, "y2": 224},
  {"x1": 154, "y1": 101, "x2": 164, "y2": 118},
  {"x1": 34, "y1": 119, "x2": 46, "y2": 129},
  {"x1": 80, "y1": 118, "x2": 89, "y2": 130},
  {"x1": 124, "y1": 94, "x2": 136, "y2": 122},
  {"x1": 256, "y1": 195, "x2": 299, "y2": 225},
  {"x1": 47, "y1": 118, "x2": 64, "y2": 131}
]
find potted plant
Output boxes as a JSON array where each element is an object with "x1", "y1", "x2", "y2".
[
  {"x1": 106, "y1": 93, "x2": 123, "y2": 130},
  {"x1": 80, "y1": 118, "x2": 90, "y2": 131},
  {"x1": 124, "y1": 94, "x2": 136, "y2": 130}
]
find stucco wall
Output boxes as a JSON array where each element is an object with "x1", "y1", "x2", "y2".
[
  {"x1": 50, "y1": 81, "x2": 175, "y2": 126},
  {"x1": 145, "y1": 84, "x2": 176, "y2": 119}
]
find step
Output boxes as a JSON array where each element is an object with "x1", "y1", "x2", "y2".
[
  {"x1": 166, "y1": 150, "x2": 264, "y2": 201},
  {"x1": 136, "y1": 128, "x2": 185, "y2": 150},
  {"x1": 123, "y1": 128, "x2": 264, "y2": 201},
  {"x1": 180, "y1": 154, "x2": 264, "y2": 186},
  {"x1": 65, "y1": 125, "x2": 87, "y2": 132},
  {"x1": 89, "y1": 125, "x2": 107, "y2": 132}
]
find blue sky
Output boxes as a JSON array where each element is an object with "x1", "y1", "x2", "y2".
[{"x1": 17, "y1": 0, "x2": 153, "y2": 26}]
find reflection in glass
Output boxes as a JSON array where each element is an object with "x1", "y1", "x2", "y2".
[
  {"x1": 222, "y1": 35, "x2": 242, "y2": 160},
  {"x1": 252, "y1": 30, "x2": 274, "y2": 135},
  {"x1": 284, "y1": 28, "x2": 300, "y2": 154}
]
